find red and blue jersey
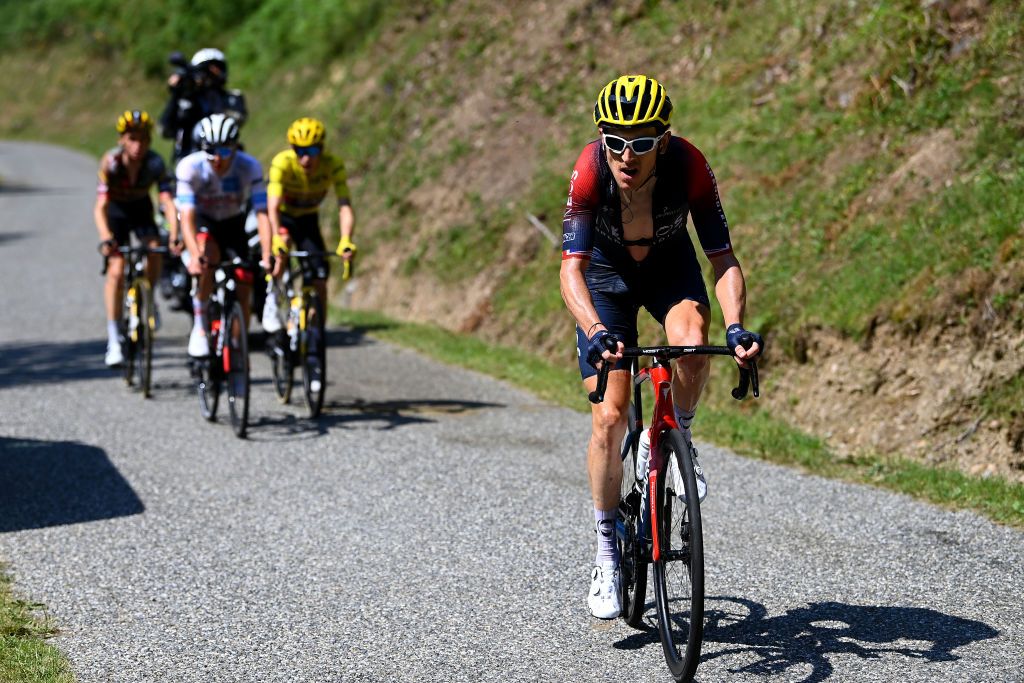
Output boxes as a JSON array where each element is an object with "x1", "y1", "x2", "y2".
[{"x1": 561, "y1": 135, "x2": 732, "y2": 268}]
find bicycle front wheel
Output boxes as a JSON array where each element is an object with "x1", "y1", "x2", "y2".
[
  {"x1": 121, "y1": 285, "x2": 138, "y2": 387},
  {"x1": 652, "y1": 428, "x2": 704, "y2": 682},
  {"x1": 268, "y1": 330, "x2": 293, "y2": 404},
  {"x1": 196, "y1": 312, "x2": 220, "y2": 421},
  {"x1": 301, "y1": 296, "x2": 326, "y2": 418},
  {"x1": 225, "y1": 301, "x2": 250, "y2": 438},
  {"x1": 137, "y1": 280, "x2": 154, "y2": 398},
  {"x1": 618, "y1": 400, "x2": 648, "y2": 628}
]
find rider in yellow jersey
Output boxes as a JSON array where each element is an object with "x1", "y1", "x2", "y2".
[{"x1": 262, "y1": 117, "x2": 356, "y2": 333}]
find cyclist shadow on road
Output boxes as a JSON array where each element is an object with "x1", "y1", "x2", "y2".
[
  {"x1": 615, "y1": 595, "x2": 999, "y2": 682},
  {"x1": 0, "y1": 339, "x2": 116, "y2": 389},
  {"x1": 0, "y1": 436, "x2": 145, "y2": 532},
  {"x1": 248, "y1": 398, "x2": 503, "y2": 440}
]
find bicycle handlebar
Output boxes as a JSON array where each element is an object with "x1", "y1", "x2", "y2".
[
  {"x1": 587, "y1": 344, "x2": 760, "y2": 404},
  {"x1": 278, "y1": 250, "x2": 355, "y2": 280},
  {"x1": 100, "y1": 245, "x2": 170, "y2": 275}
]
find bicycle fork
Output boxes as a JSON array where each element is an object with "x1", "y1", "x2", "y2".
[{"x1": 643, "y1": 361, "x2": 678, "y2": 564}]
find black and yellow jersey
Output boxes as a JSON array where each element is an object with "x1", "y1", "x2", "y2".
[{"x1": 267, "y1": 149, "x2": 350, "y2": 217}]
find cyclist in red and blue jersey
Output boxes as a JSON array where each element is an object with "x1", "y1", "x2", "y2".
[{"x1": 560, "y1": 75, "x2": 763, "y2": 619}]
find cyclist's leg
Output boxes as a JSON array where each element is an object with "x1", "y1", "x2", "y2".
[
  {"x1": 135, "y1": 222, "x2": 162, "y2": 287},
  {"x1": 663, "y1": 299, "x2": 712, "y2": 416},
  {"x1": 577, "y1": 287, "x2": 639, "y2": 618},
  {"x1": 103, "y1": 217, "x2": 130, "y2": 364},
  {"x1": 294, "y1": 218, "x2": 329, "y2": 329},
  {"x1": 643, "y1": 255, "x2": 712, "y2": 434},
  {"x1": 189, "y1": 223, "x2": 219, "y2": 356},
  {"x1": 221, "y1": 214, "x2": 255, "y2": 322}
]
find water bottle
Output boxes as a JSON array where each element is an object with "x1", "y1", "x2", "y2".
[
  {"x1": 287, "y1": 296, "x2": 301, "y2": 351},
  {"x1": 636, "y1": 429, "x2": 651, "y2": 483}
]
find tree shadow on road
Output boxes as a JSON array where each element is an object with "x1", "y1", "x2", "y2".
[
  {"x1": 612, "y1": 595, "x2": 1000, "y2": 682},
  {"x1": 0, "y1": 436, "x2": 144, "y2": 532}
]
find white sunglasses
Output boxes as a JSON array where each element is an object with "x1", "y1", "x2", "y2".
[{"x1": 602, "y1": 131, "x2": 667, "y2": 156}]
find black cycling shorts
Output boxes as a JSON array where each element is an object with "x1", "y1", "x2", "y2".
[
  {"x1": 197, "y1": 213, "x2": 249, "y2": 262},
  {"x1": 280, "y1": 212, "x2": 329, "y2": 282},
  {"x1": 574, "y1": 253, "x2": 710, "y2": 380},
  {"x1": 107, "y1": 198, "x2": 158, "y2": 246}
]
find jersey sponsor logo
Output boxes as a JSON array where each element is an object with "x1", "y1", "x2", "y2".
[{"x1": 563, "y1": 232, "x2": 576, "y2": 243}]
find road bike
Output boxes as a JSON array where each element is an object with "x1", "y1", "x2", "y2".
[
  {"x1": 266, "y1": 249, "x2": 351, "y2": 418},
  {"x1": 590, "y1": 341, "x2": 759, "y2": 683},
  {"x1": 191, "y1": 257, "x2": 254, "y2": 438},
  {"x1": 102, "y1": 244, "x2": 168, "y2": 398}
]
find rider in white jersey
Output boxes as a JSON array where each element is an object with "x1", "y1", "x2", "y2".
[{"x1": 177, "y1": 114, "x2": 271, "y2": 357}]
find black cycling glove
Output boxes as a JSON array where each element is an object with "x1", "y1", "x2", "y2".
[
  {"x1": 586, "y1": 329, "x2": 621, "y2": 370},
  {"x1": 726, "y1": 324, "x2": 764, "y2": 357}
]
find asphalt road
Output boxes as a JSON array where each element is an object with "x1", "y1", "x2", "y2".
[{"x1": 1, "y1": 140, "x2": 1022, "y2": 683}]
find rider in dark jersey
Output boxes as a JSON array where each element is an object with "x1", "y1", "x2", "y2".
[
  {"x1": 559, "y1": 75, "x2": 763, "y2": 620},
  {"x1": 94, "y1": 110, "x2": 179, "y2": 367}
]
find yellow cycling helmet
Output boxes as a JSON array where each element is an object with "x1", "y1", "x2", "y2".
[
  {"x1": 116, "y1": 110, "x2": 153, "y2": 135},
  {"x1": 593, "y1": 75, "x2": 672, "y2": 131},
  {"x1": 287, "y1": 117, "x2": 326, "y2": 147}
]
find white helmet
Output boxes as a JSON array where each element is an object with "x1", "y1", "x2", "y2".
[
  {"x1": 194, "y1": 114, "x2": 240, "y2": 150},
  {"x1": 190, "y1": 47, "x2": 227, "y2": 83}
]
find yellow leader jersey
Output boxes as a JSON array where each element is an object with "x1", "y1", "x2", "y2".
[{"x1": 267, "y1": 149, "x2": 351, "y2": 217}]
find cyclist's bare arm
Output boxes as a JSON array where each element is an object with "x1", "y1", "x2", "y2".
[
  {"x1": 559, "y1": 256, "x2": 624, "y2": 365},
  {"x1": 255, "y1": 208, "x2": 272, "y2": 269},
  {"x1": 337, "y1": 200, "x2": 355, "y2": 253},
  {"x1": 267, "y1": 194, "x2": 288, "y2": 277},
  {"x1": 708, "y1": 251, "x2": 760, "y2": 362},
  {"x1": 158, "y1": 190, "x2": 179, "y2": 247},
  {"x1": 179, "y1": 207, "x2": 203, "y2": 272},
  {"x1": 94, "y1": 194, "x2": 113, "y2": 251}
]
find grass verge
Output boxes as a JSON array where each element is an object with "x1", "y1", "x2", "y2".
[
  {"x1": 332, "y1": 306, "x2": 1024, "y2": 529},
  {"x1": 0, "y1": 564, "x2": 73, "y2": 683}
]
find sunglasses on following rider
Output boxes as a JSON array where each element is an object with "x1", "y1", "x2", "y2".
[
  {"x1": 205, "y1": 145, "x2": 236, "y2": 159},
  {"x1": 293, "y1": 144, "x2": 322, "y2": 157},
  {"x1": 601, "y1": 131, "x2": 667, "y2": 156}
]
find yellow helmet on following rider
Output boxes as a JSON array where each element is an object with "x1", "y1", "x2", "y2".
[
  {"x1": 593, "y1": 75, "x2": 672, "y2": 132},
  {"x1": 116, "y1": 110, "x2": 154, "y2": 135},
  {"x1": 287, "y1": 117, "x2": 326, "y2": 147}
]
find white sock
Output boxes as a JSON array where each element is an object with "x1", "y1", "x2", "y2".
[
  {"x1": 106, "y1": 320, "x2": 119, "y2": 342},
  {"x1": 594, "y1": 508, "x2": 619, "y2": 568},
  {"x1": 192, "y1": 298, "x2": 206, "y2": 329}
]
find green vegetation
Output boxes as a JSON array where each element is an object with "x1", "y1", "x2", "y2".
[
  {"x1": 332, "y1": 306, "x2": 1024, "y2": 528},
  {"x1": 0, "y1": 565, "x2": 73, "y2": 683}
]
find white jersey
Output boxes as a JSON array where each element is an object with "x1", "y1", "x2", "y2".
[{"x1": 175, "y1": 150, "x2": 268, "y2": 221}]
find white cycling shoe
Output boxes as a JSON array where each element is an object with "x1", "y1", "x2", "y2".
[
  {"x1": 261, "y1": 289, "x2": 282, "y2": 333},
  {"x1": 669, "y1": 442, "x2": 708, "y2": 504},
  {"x1": 588, "y1": 565, "x2": 621, "y2": 620},
  {"x1": 188, "y1": 326, "x2": 209, "y2": 358},
  {"x1": 104, "y1": 339, "x2": 124, "y2": 367}
]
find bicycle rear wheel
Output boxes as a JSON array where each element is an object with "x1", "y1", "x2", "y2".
[
  {"x1": 121, "y1": 285, "x2": 138, "y2": 387},
  {"x1": 301, "y1": 296, "x2": 326, "y2": 418},
  {"x1": 268, "y1": 330, "x2": 293, "y2": 404},
  {"x1": 618, "y1": 399, "x2": 648, "y2": 628},
  {"x1": 225, "y1": 300, "x2": 250, "y2": 438},
  {"x1": 137, "y1": 280, "x2": 154, "y2": 398},
  {"x1": 652, "y1": 428, "x2": 704, "y2": 682}
]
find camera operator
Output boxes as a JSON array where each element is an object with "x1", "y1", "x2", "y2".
[{"x1": 159, "y1": 48, "x2": 248, "y2": 163}]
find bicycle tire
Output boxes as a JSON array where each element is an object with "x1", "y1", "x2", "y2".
[
  {"x1": 121, "y1": 285, "x2": 138, "y2": 387},
  {"x1": 225, "y1": 300, "x2": 250, "y2": 438},
  {"x1": 619, "y1": 400, "x2": 649, "y2": 628},
  {"x1": 138, "y1": 280, "x2": 154, "y2": 398},
  {"x1": 269, "y1": 330, "x2": 293, "y2": 404},
  {"x1": 301, "y1": 295, "x2": 326, "y2": 418},
  {"x1": 652, "y1": 428, "x2": 704, "y2": 682},
  {"x1": 197, "y1": 310, "x2": 220, "y2": 421}
]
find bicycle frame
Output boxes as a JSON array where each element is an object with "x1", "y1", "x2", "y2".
[{"x1": 641, "y1": 359, "x2": 677, "y2": 564}]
